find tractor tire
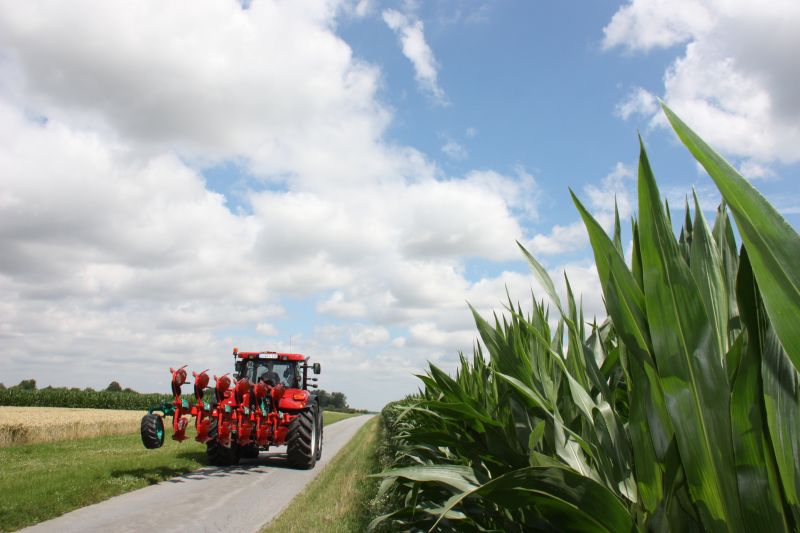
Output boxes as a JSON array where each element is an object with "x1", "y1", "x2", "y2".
[
  {"x1": 206, "y1": 418, "x2": 239, "y2": 466},
  {"x1": 315, "y1": 407, "x2": 323, "y2": 461},
  {"x1": 286, "y1": 405, "x2": 318, "y2": 469},
  {"x1": 238, "y1": 443, "x2": 260, "y2": 459},
  {"x1": 141, "y1": 414, "x2": 165, "y2": 449}
]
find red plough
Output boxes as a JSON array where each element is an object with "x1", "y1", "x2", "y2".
[{"x1": 141, "y1": 349, "x2": 323, "y2": 468}]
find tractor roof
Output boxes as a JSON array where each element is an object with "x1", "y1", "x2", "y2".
[{"x1": 233, "y1": 349, "x2": 306, "y2": 362}]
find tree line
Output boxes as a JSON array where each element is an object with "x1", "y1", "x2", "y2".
[{"x1": 0, "y1": 380, "x2": 366, "y2": 412}]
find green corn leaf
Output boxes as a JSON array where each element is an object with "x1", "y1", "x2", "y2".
[
  {"x1": 689, "y1": 190, "x2": 729, "y2": 358},
  {"x1": 432, "y1": 466, "x2": 638, "y2": 533},
  {"x1": 517, "y1": 240, "x2": 564, "y2": 316},
  {"x1": 761, "y1": 325, "x2": 800, "y2": 526},
  {"x1": 370, "y1": 465, "x2": 479, "y2": 493},
  {"x1": 613, "y1": 198, "x2": 623, "y2": 255},
  {"x1": 571, "y1": 191, "x2": 650, "y2": 355},
  {"x1": 711, "y1": 202, "x2": 741, "y2": 346},
  {"x1": 636, "y1": 138, "x2": 743, "y2": 531},
  {"x1": 631, "y1": 218, "x2": 644, "y2": 290},
  {"x1": 663, "y1": 103, "x2": 800, "y2": 375},
  {"x1": 732, "y1": 250, "x2": 789, "y2": 531},
  {"x1": 572, "y1": 191, "x2": 674, "y2": 460}
]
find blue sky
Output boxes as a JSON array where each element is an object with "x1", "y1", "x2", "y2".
[{"x1": 1, "y1": 0, "x2": 798, "y2": 411}]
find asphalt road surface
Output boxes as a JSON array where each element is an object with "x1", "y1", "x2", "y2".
[{"x1": 23, "y1": 414, "x2": 374, "y2": 533}]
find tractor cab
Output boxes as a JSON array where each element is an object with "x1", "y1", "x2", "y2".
[
  {"x1": 233, "y1": 349, "x2": 321, "y2": 391},
  {"x1": 238, "y1": 358, "x2": 299, "y2": 388}
]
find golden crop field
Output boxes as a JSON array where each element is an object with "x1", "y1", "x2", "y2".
[{"x1": 0, "y1": 406, "x2": 145, "y2": 447}]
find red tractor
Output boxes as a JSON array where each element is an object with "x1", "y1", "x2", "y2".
[{"x1": 140, "y1": 348, "x2": 323, "y2": 468}]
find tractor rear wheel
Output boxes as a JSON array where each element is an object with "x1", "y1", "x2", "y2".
[
  {"x1": 206, "y1": 419, "x2": 239, "y2": 466},
  {"x1": 286, "y1": 405, "x2": 318, "y2": 469},
  {"x1": 315, "y1": 408, "x2": 323, "y2": 460},
  {"x1": 238, "y1": 443, "x2": 260, "y2": 459},
  {"x1": 141, "y1": 414, "x2": 165, "y2": 449}
]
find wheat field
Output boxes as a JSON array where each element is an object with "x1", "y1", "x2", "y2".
[{"x1": 0, "y1": 406, "x2": 145, "y2": 447}]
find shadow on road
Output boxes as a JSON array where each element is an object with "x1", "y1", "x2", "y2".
[
  {"x1": 110, "y1": 448, "x2": 302, "y2": 486},
  {"x1": 109, "y1": 465, "x2": 203, "y2": 485},
  {"x1": 164, "y1": 450, "x2": 300, "y2": 482}
]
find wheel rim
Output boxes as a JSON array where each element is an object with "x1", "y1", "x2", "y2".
[{"x1": 156, "y1": 422, "x2": 164, "y2": 441}]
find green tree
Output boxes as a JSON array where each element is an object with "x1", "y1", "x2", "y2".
[
  {"x1": 316, "y1": 389, "x2": 331, "y2": 407},
  {"x1": 13, "y1": 379, "x2": 36, "y2": 390},
  {"x1": 330, "y1": 391, "x2": 348, "y2": 409},
  {"x1": 105, "y1": 381, "x2": 122, "y2": 392}
]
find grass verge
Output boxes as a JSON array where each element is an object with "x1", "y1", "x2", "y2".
[
  {"x1": 322, "y1": 410, "x2": 358, "y2": 425},
  {"x1": 261, "y1": 416, "x2": 383, "y2": 533},
  {"x1": 0, "y1": 411, "x2": 356, "y2": 532}
]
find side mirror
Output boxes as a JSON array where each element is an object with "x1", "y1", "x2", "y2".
[{"x1": 313, "y1": 362, "x2": 321, "y2": 375}]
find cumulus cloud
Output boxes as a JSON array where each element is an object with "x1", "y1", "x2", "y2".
[
  {"x1": 382, "y1": 8, "x2": 447, "y2": 103},
  {"x1": 526, "y1": 162, "x2": 633, "y2": 255},
  {"x1": 606, "y1": 0, "x2": 800, "y2": 168},
  {"x1": 615, "y1": 86, "x2": 658, "y2": 120},
  {"x1": 0, "y1": 0, "x2": 550, "y2": 410},
  {"x1": 0, "y1": 0, "x2": 396, "y2": 189},
  {"x1": 441, "y1": 140, "x2": 468, "y2": 160},
  {"x1": 349, "y1": 325, "x2": 391, "y2": 347},
  {"x1": 256, "y1": 323, "x2": 279, "y2": 337}
]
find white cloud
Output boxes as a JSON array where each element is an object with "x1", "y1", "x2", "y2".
[
  {"x1": 317, "y1": 291, "x2": 368, "y2": 318},
  {"x1": 606, "y1": 0, "x2": 800, "y2": 168},
  {"x1": 353, "y1": 0, "x2": 372, "y2": 17},
  {"x1": 603, "y1": 0, "x2": 714, "y2": 52},
  {"x1": 526, "y1": 162, "x2": 633, "y2": 255},
  {"x1": 0, "y1": 0, "x2": 546, "y2": 410},
  {"x1": 256, "y1": 323, "x2": 279, "y2": 337},
  {"x1": 349, "y1": 325, "x2": 391, "y2": 347},
  {"x1": 738, "y1": 159, "x2": 776, "y2": 180},
  {"x1": 0, "y1": 0, "x2": 396, "y2": 190},
  {"x1": 409, "y1": 322, "x2": 475, "y2": 349},
  {"x1": 465, "y1": 127, "x2": 478, "y2": 138},
  {"x1": 383, "y1": 9, "x2": 447, "y2": 104},
  {"x1": 615, "y1": 86, "x2": 658, "y2": 120},
  {"x1": 441, "y1": 139, "x2": 468, "y2": 160}
]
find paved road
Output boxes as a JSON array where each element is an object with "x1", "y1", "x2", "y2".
[{"x1": 23, "y1": 414, "x2": 374, "y2": 533}]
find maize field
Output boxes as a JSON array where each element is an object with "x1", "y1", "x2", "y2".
[
  {"x1": 0, "y1": 388, "x2": 171, "y2": 411},
  {"x1": 371, "y1": 105, "x2": 800, "y2": 532},
  {"x1": 0, "y1": 406, "x2": 145, "y2": 447}
]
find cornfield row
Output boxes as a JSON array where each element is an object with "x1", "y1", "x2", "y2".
[
  {"x1": 371, "y1": 105, "x2": 800, "y2": 532},
  {"x1": 0, "y1": 407, "x2": 145, "y2": 447},
  {"x1": 0, "y1": 388, "x2": 171, "y2": 411}
]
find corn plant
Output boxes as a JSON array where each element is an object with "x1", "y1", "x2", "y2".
[
  {"x1": 0, "y1": 388, "x2": 172, "y2": 410},
  {"x1": 371, "y1": 105, "x2": 800, "y2": 532}
]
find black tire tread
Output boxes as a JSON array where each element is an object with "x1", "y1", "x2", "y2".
[
  {"x1": 140, "y1": 414, "x2": 164, "y2": 449},
  {"x1": 238, "y1": 443, "x2": 260, "y2": 459},
  {"x1": 286, "y1": 406, "x2": 317, "y2": 469},
  {"x1": 316, "y1": 408, "x2": 323, "y2": 460},
  {"x1": 206, "y1": 418, "x2": 239, "y2": 466}
]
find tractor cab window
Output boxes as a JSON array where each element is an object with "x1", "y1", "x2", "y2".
[{"x1": 241, "y1": 359, "x2": 300, "y2": 388}]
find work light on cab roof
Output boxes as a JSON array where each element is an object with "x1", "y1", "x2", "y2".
[{"x1": 140, "y1": 347, "x2": 323, "y2": 469}]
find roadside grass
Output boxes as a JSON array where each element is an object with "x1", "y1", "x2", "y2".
[
  {"x1": 0, "y1": 411, "x2": 355, "y2": 532},
  {"x1": 321, "y1": 410, "x2": 357, "y2": 425},
  {"x1": 261, "y1": 416, "x2": 382, "y2": 533}
]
